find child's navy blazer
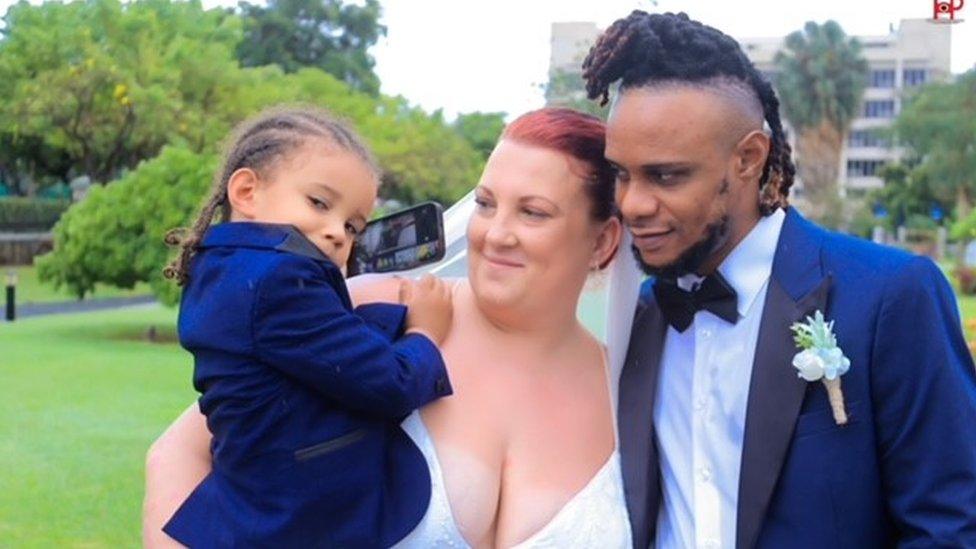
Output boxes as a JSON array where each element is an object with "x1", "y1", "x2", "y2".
[{"x1": 163, "y1": 222, "x2": 452, "y2": 548}]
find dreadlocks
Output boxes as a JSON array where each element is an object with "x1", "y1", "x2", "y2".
[{"x1": 582, "y1": 11, "x2": 795, "y2": 215}]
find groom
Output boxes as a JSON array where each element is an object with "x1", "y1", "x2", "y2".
[{"x1": 585, "y1": 11, "x2": 976, "y2": 549}]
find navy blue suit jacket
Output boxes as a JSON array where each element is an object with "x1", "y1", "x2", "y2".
[
  {"x1": 621, "y1": 208, "x2": 976, "y2": 548},
  {"x1": 163, "y1": 222, "x2": 452, "y2": 548}
]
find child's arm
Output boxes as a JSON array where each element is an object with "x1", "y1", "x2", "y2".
[
  {"x1": 253, "y1": 255, "x2": 452, "y2": 418},
  {"x1": 143, "y1": 403, "x2": 212, "y2": 549},
  {"x1": 348, "y1": 275, "x2": 410, "y2": 341},
  {"x1": 354, "y1": 303, "x2": 408, "y2": 342}
]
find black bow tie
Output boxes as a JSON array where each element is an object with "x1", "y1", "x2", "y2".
[{"x1": 653, "y1": 271, "x2": 739, "y2": 333}]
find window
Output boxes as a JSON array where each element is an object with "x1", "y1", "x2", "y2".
[
  {"x1": 903, "y1": 69, "x2": 927, "y2": 87},
  {"x1": 847, "y1": 159, "x2": 887, "y2": 177},
  {"x1": 863, "y1": 100, "x2": 895, "y2": 118},
  {"x1": 848, "y1": 130, "x2": 890, "y2": 148},
  {"x1": 868, "y1": 69, "x2": 895, "y2": 88}
]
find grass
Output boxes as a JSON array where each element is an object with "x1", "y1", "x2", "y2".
[
  {"x1": 0, "y1": 305, "x2": 194, "y2": 548},
  {"x1": 3, "y1": 265, "x2": 151, "y2": 305}
]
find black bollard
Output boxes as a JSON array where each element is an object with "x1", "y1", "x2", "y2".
[{"x1": 5, "y1": 271, "x2": 15, "y2": 322}]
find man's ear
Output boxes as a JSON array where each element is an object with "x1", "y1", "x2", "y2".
[
  {"x1": 734, "y1": 130, "x2": 771, "y2": 186},
  {"x1": 226, "y1": 168, "x2": 261, "y2": 220}
]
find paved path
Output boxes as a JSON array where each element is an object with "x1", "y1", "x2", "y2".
[{"x1": 5, "y1": 295, "x2": 157, "y2": 321}]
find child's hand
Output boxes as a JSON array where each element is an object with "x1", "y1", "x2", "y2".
[{"x1": 400, "y1": 275, "x2": 453, "y2": 345}]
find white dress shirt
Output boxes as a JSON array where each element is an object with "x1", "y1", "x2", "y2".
[{"x1": 653, "y1": 208, "x2": 786, "y2": 549}]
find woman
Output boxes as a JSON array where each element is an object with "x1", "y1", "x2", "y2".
[{"x1": 144, "y1": 108, "x2": 634, "y2": 548}]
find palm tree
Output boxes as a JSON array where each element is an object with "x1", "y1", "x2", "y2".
[{"x1": 774, "y1": 21, "x2": 868, "y2": 223}]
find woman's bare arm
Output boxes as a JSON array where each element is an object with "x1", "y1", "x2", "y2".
[
  {"x1": 348, "y1": 274, "x2": 461, "y2": 307},
  {"x1": 346, "y1": 273, "x2": 403, "y2": 306},
  {"x1": 142, "y1": 402, "x2": 212, "y2": 548}
]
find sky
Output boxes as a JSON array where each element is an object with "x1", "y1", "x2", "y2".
[{"x1": 2, "y1": 0, "x2": 973, "y2": 119}]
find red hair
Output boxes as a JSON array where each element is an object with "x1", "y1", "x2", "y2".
[{"x1": 501, "y1": 108, "x2": 615, "y2": 221}]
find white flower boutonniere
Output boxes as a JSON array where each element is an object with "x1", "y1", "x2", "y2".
[{"x1": 790, "y1": 311, "x2": 851, "y2": 425}]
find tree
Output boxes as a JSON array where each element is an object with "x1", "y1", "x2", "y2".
[
  {"x1": 36, "y1": 146, "x2": 217, "y2": 305},
  {"x1": 360, "y1": 98, "x2": 484, "y2": 205},
  {"x1": 246, "y1": 68, "x2": 486, "y2": 205},
  {"x1": 895, "y1": 70, "x2": 976, "y2": 222},
  {"x1": 19, "y1": 0, "x2": 485, "y2": 303},
  {"x1": 0, "y1": 0, "x2": 243, "y2": 184},
  {"x1": 453, "y1": 112, "x2": 506, "y2": 160},
  {"x1": 543, "y1": 68, "x2": 608, "y2": 119},
  {"x1": 236, "y1": 0, "x2": 385, "y2": 95},
  {"x1": 870, "y1": 162, "x2": 952, "y2": 231},
  {"x1": 774, "y1": 21, "x2": 868, "y2": 223}
]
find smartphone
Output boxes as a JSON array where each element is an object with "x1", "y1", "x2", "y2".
[{"x1": 347, "y1": 201, "x2": 446, "y2": 276}]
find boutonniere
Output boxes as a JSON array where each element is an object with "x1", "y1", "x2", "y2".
[{"x1": 790, "y1": 311, "x2": 851, "y2": 425}]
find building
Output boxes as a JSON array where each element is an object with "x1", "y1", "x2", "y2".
[{"x1": 549, "y1": 19, "x2": 953, "y2": 198}]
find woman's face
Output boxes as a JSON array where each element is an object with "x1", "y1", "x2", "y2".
[{"x1": 466, "y1": 139, "x2": 618, "y2": 312}]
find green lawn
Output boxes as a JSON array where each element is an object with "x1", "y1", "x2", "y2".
[
  {"x1": 0, "y1": 305, "x2": 193, "y2": 548},
  {"x1": 4, "y1": 265, "x2": 151, "y2": 305}
]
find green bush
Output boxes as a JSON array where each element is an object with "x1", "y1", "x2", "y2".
[
  {"x1": 36, "y1": 146, "x2": 217, "y2": 304},
  {"x1": 0, "y1": 197, "x2": 71, "y2": 231}
]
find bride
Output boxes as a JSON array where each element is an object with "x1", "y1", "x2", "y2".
[{"x1": 143, "y1": 107, "x2": 643, "y2": 548}]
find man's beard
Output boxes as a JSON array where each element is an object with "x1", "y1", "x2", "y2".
[{"x1": 631, "y1": 215, "x2": 730, "y2": 280}]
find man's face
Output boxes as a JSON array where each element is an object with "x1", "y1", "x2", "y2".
[{"x1": 605, "y1": 86, "x2": 759, "y2": 277}]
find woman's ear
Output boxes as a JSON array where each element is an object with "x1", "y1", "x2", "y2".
[
  {"x1": 226, "y1": 168, "x2": 261, "y2": 221},
  {"x1": 593, "y1": 216, "x2": 623, "y2": 270}
]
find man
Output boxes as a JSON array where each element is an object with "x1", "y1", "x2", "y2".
[{"x1": 584, "y1": 11, "x2": 976, "y2": 549}]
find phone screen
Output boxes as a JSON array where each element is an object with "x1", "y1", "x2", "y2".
[{"x1": 348, "y1": 202, "x2": 445, "y2": 276}]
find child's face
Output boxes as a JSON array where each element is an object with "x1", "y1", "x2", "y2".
[{"x1": 242, "y1": 141, "x2": 377, "y2": 271}]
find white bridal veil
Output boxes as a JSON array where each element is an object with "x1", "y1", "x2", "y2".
[{"x1": 398, "y1": 190, "x2": 644, "y2": 391}]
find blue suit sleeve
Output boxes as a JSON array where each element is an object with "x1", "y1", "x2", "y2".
[
  {"x1": 870, "y1": 256, "x2": 976, "y2": 546},
  {"x1": 252, "y1": 255, "x2": 452, "y2": 418},
  {"x1": 354, "y1": 302, "x2": 408, "y2": 342}
]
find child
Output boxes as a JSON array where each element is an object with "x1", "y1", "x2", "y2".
[{"x1": 160, "y1": 106, "x2": 454, "y2": 548}]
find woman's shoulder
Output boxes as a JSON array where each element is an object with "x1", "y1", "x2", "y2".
[{"x1": 347, "y1": 275, "x2": 464, "y2": 307}]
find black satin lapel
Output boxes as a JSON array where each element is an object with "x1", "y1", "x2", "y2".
[
  {"x1": 736, "y1": 275, "x2": 831, "y2": 549},
  {"x1": 618, "y1": 306, "x2": 668, "y2": 549}
]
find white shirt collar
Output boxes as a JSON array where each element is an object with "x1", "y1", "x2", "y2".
[
  {"x1": 676, "y1": 208, "x2": 786, "y2": 317},
  {"x1": 719, "y1": 208, "x2": 786, "y2": 317}
]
